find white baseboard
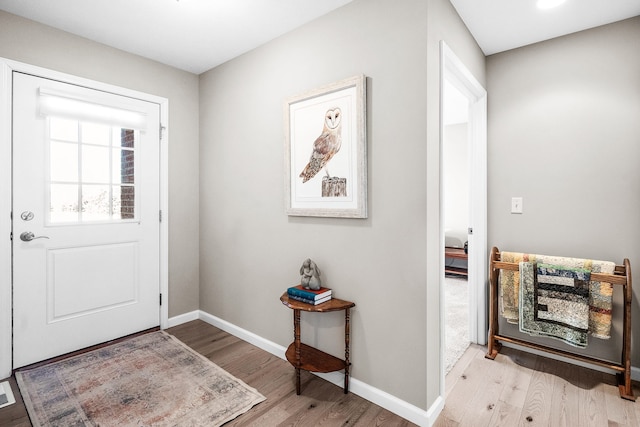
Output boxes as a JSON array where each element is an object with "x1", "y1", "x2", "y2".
[
  {"x1": 198, "y1": 310, "x2": 287, "y2": 360},
  {"x1": 167, "y1": 310, "x2": 438, "y2": 426},
  {"x1": 311, "y1": 370, "x2": 434, "y2": 426},
  {"x1": 167, "y1": 310, "x2": 200, "y2": 328},
  {"x1": 426, "y1": 396, "x2": 445, "y2": 427}
]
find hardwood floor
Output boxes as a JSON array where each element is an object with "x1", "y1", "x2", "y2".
[
  {"x1": 435, "y1": 344, "x2": 640, "y2": 427},
  {"x1": 5, "y1": 321, "x2": 639, "y2": 426},
  {"x1": 0, "y1": 320, "x2": 415, "y2": 426}
]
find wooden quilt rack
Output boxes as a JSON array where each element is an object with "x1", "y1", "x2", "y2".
[{"x1": 486, "y1": 246, "x2": 635, "y2": 401}]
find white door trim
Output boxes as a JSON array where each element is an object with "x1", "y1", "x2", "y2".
[
  {"x1": 0, "y1": 61, "x2": 12, "y2": 380},
  {"x1": 438, "y1": 41, "x2": 488, "y2": 394},
  {"x1": 0, "y1": 58, "x2": 169, "y2": 379}
]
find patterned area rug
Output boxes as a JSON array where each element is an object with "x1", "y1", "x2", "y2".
[{"x1": 16, "y1": 331, "x2": 266, "y2": 426}]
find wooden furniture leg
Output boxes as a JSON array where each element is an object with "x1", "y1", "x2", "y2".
[
  {"x1": 344, "y1": 308, "x2": 351, "y2": 394},
  {"x1": 293, "y1": 308, "x2": 301, "y2": 395},
  {"x1": 618, "y1": 258, "x2": 634, "y2": 400},
  {"x1": 485, "y1": 246, "x2": 501, "y2": 360}
]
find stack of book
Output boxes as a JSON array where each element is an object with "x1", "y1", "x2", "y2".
[{"x1": 287, "y1": 284, "x2": 332, "y2": 305}]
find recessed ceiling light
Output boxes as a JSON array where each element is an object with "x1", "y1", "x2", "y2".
[{"x1": 537, "y1": 0, "x2": 567, "y2": 9}]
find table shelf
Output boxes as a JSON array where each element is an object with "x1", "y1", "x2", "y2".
[
  {"x1": 280, "y1": 292, "x2": 355, "y2": 395},
  {"x1": 285, "y1": 343, "x2": 347, "y2": 373}
]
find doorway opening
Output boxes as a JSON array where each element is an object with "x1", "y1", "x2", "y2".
[
  {"x1": 439, "y1": 41, "x2": 488, "y2": 391},
  {"x1": 442, "y1": 79, "x2": 471, "y2": 374}
]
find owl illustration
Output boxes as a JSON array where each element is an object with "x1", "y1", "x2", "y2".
[{"x1": 299, "y1": 107, "x2": 342, "y2": 183}]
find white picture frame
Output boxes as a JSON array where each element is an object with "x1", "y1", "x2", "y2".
[{"x1": 284, "y1": 74, "x2": 367, "y2": 218}]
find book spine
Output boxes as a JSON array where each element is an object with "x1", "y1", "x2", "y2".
[
  {"x1": 287, "y1": 294, "x2": 329, "y2": 305},
  {"x1": 287, "y1": 288, "x2": 330, "y2": 301},
  {"x1": 287, "y1": 287, "x2": 331, "y2": 300}
]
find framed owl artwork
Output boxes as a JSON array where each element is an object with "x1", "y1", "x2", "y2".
[{"x1": 284, "y1": 74, "x2": 367, "y2": 218}]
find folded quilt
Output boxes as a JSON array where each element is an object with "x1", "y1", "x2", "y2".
[
  {"x1": 534, "y1": 255, "x2": 615, "y2": 340},
  {"x1": 586, "y1": 260, "x2": 615, "y2": 339},
  {"x1": 499, "y1": 251, "x2": 529, "y2": 324},
  {"x1": 519, "y1": 262, "x2": 591, "y2": 348},
  {"x1": 499, "y1": 251, "x2": 615, "y2": 342}
]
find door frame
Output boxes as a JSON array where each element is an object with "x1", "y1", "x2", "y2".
[
  {"x1": 438, "y1": 41, "x2": 487, "y2": 388},
  {"x1": 0, "y1": 58, "x2": 169, "y2": 379}
]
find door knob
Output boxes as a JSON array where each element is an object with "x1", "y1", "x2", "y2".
[{"x1": 20, "y1": 231, "x2": 50, "y2": 242}]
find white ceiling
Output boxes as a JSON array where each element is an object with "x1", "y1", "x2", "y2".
[
  {"x1": 450, "y1": 0, "x2": 640, "y2": 56},
  {"x1": 0, "y1": 1, "x2": 638, "y2": 74},
  {"x1": 0, "y1": 0, "x2": 353, "y2": 74}
]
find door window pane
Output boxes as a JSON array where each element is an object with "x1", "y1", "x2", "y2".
[
  {"x1": 113, "y1": 185, "x2": 135, "y2": 219},
  {"x1": 81, "y1": 122, "x2": 110, "y2": 146},
  {"x1": 48, "y1": 120, "x2": 137, "y2": 224},
  {"x1": 81, "y1": 185, "x2": 111, "y2": 221},
  {"x1": 50, "y1": 118, "x2": 78, "y2": 142},
  {"x1": 118, "y1": 128, "x2": 135, "y2": 148},
  {"x1": 50, "y1": 141, "x2": 78, "y2": 182},
  {"x1": 50, "y1": 184, "x2": 79, "y2": 222},
  {"x1": 113, "y1": 148, "x2": 135, "y2": 184},
  {"x1": 82, "y1": 145, "x2": 110, "y2": 183}
]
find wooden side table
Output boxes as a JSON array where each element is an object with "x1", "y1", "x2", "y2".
[{"x1": 280, "y1": 292, "x2": 355, "y2": 395}]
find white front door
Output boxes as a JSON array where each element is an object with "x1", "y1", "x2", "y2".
[{"x1": 12, "y1": 72, "x2": 161, "y2": 368}]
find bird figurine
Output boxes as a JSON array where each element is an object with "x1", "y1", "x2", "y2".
[
  {"x1": 299, "y1": 107, "x2": 342, "y2": 183},
  {"x1": 299, "y1": 258, "x2": 322, "y2": 290}
]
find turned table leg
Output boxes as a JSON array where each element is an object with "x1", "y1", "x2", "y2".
[
  {"x1": 293, "y1": 309, "x2": 301, "y2": 395},
  {"x1": 344, "y1": 307, "x2": 351, "y2": 394}
]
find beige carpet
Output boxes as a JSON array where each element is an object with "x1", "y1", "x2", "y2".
[
  {"x1": 445, "y1": 276, "x2": 470, "y2": 374},
  {"x1": 16, "y1": 331, "x2": 265, "y2": 426}
]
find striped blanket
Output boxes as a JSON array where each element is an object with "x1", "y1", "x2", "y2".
[
  {"x1": 499, "y1": 252, "x2": 615, "y2": 344},
  {"x1": 499, "y1": 252, "x2": 528, "y2": 324},
  {"x1": 519, "y1": 262, "x2": 591, "y2": 347}
]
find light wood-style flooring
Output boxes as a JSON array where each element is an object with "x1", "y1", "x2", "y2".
[
  {"x1": 0, "y1": 320, "x2": 415, "y2": 426},
  {"x1": 4, "y1": 321, "x2": 640, "y2": 426},
  {"x1": 434, "y1": 343, "x2": 640, "y2": 427}
]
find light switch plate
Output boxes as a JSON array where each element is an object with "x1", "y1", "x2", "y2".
[{"x1": 511, "y1": 197, "x2": 523, "y2": 214}]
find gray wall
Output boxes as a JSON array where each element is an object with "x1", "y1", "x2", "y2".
[
  {"x1": 199, "y1": 0, "x2": 485, "y2": 410},
  {"x1": 0, "y1": 11, "x2": 201, "y2": 318},
  {"x1": 487, "y1": 17, "x2": 640, "y2": 364},
  {"x1": 199, "y1": 0, "x2": 430, "y2": 408}
]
